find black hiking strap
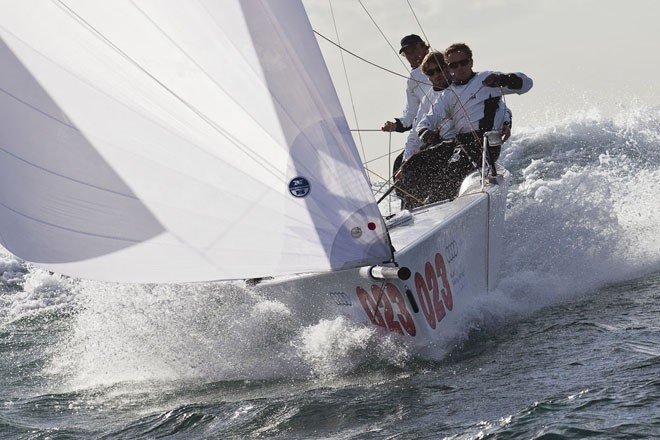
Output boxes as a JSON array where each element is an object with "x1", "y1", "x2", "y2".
[{"x1": 479, "y1": 96, "x2": 501, "y2": 134}]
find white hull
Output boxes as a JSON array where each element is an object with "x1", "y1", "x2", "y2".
[{"x1": 255, "y1": 171, "x2": 507, "y2": 353}]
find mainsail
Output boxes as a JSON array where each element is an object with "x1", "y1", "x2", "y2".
[{"x1": 0, "y1": 0, "x2": 392, "y2": 282}]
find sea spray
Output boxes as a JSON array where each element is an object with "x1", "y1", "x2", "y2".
[
  {"x1": 0, "y1": 262, "x2": 72, "y2": 325},
  {"x1": 296, "y1": 317, "x2": 409, "y2": 378},
  {"x1": 495, "y1": 106, "x2": 660, "y2": 312},
  {"x1": 46, "y1": 281, "x2": 313, "y2": 389},
  {"x1": 46, "y1": 279, "x2": 414, "y2": 389}
]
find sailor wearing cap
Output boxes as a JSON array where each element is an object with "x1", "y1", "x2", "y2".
[{"x1": 381, "y1": 34, "x2": 432, "y2": 171}]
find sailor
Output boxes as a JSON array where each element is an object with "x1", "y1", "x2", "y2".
[
  {"x1": 395, "y1": 50, "x2": 452, "y2": 209},
  {"x1": 417, "y1": 42, "x2": 532, "y2": 167},
  {"x1": 381, "y1": 34, "x2": 432, "y2": 170},
  {"x1": 398, "y1": 51, "x2": 511, "y2": 207},
  {"x1": 403, "y1": 51, "x2": 453, "y2": 161}
]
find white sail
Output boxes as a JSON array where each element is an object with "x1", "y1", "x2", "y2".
[{"x1": 0, "y1": 0, "x2": 392, "y2": 283}]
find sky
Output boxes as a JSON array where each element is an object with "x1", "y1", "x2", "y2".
[{"x1": 302, "y1": 0, "x2": 660, "y2": 179}]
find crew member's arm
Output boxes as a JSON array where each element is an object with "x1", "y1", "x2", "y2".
[
  {"x1": 502, "y1": 108, "x2": 512, "y2": 142},
  {"x1": 395, "y1": 71, "x2": 426, "y2": 130},
  {"x1": 417, "y1": 118, "x2": 440, "y2": 146},
  {"x1": 482, "y1": 72, "x2": 533, "y2": 94},
  {"x1": 416, "y1": 93, "x2": 449, "y2": 146},
  {"x1": 381, "y1": 119, "x2": 410, "y2": 132}
]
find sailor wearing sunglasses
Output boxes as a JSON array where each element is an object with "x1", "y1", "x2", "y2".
[{"x1": 417, "y1": 42, "x2": 533, "y2": 163}]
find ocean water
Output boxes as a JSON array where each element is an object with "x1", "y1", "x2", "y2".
[{"x1": 1, "y1": 106, "x2": 660, "y2": 439}]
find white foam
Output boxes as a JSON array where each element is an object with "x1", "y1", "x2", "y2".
[
  {"x1": 47, "y1": 281, "x2": 314, "y2": 389},
  {"x1": 296, "y1": 317, "x2": 409, "y2": 378},
  {"x1": 0, "y1": 259, "x2": 72, "y2": 324},
  {"x1": 495, "y1": 104, "x2": 660, "y2": 314}
]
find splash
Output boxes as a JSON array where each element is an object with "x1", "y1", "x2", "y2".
[
  {"x1": 296, "y1": 317, "x2": 409, "y2": 378},
  {"x1": 0, "y1": 252, "x2": 72, "y2": 325},
  {"x1": 46, "y1": 277, "x2": 412, "y2": 390},
  {"x1": 46, "y1": 281, "x2": 310, "y2": 389},
  {"x1": 496, "y1": 105, "x2": 660, "y2": 310}
]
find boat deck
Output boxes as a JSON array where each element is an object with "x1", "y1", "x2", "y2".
[{"x1": 386, "y1": 191, "x2": 487, "y2": 254}]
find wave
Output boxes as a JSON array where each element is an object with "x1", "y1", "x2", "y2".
[{"x1": 498, "y1": 105, "x2": 660, "y2": 310}]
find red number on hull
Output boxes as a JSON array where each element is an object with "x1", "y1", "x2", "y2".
[
  {"x1": 385, "y1": 283, "x2": 416, "y2": 336},
  {"x1": 412, "y1": 252, "x2": 455, "y2": 329},
  {"x1": 357, "y1": 251, "x2": 453, "y2": 335},
  {"x1": 372, "y1": 285, "x2": 403, "y2": 335},
  {"x1": 426, "y1": 261, "x2": 446, "y2": 322},
  {"x1": 356, "y1": 284, "x2": 416, "y2": 336},
  {"x1": 435, "y1": 253, "x2": 453, "y2": 310},
  {"x1": 414, "y1": 272, "x2": 436, "y2": 329},
  {"x1": 356, "y1": 286, "x2": 385, "y2": 328}
]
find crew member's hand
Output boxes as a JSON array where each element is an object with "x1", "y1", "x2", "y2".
[
  {"x1": 381, "y1": 121, "x2": 397, "y2": 132},
  {"x1": 483, "y1": 73, "x2": 508, "y2": 88},
  {"x1": 419, "y1": 129, "x2": 440, "y2": 146},
  {"x1": 501, "y1": 124, "x2": 511, "y2": 142}
]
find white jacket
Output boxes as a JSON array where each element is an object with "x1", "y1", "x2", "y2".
[
  {"x1": 403, "y1": 87, "x2": 456, "y2": 160},
  {"x1": 397, "y1": 67, "x2": 433, "y2": 154},
  {"x1": 417, "y1": 71, "x2": 532, "y2": 138}
]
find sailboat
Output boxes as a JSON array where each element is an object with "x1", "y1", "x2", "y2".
[{"x1": 0, "y1": 1, "x2": 506, "y2": 351}]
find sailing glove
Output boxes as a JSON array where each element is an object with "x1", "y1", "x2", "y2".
[
  {"x1": 419, "y1": 128, "x2": 440, "y2": 146},
  {"x1": 393, "y1": 118, "x2": 411, "y2": 133},
  {"x1": 482, "y1": 73, "x2": 523, "y2": 89}
]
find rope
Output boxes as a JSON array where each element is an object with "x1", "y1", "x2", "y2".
[
  {"x1": 313, "y1": 31, "x2": 417, "y2": 83},
  {"x1": 357, "y1": 0, "x2": 410, "y2": 73},
  {"x1": 406, "y1": 0, "x2": 431, "y2": 47},
  {"x1": 367, "y1": 166, "x2": 425, "y2": 207}
]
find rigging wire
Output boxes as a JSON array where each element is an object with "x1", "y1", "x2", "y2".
[
  {"x1": 366, "y1": 165, "x2": 424, "y2": 207},
  {"x1": 328, "y1": 0, "x2": 371, "y2": 183},
  {"x1": 313, "y1": 28, "x2": 450, "y2": 198},
  {"x1": 349, "y1": 0, "x2": 439, "y2": 188},
  {"x1": 406, "y1": 0, "x2": 432, "y2": 47},
  {"x1": 363, "y1": 147, "x2": 404, "y2": 166},
  {"x1": 357, "y1": 0, "x2": 443, "y2": 109},
  {"x1": 319, "y1": 1, "x2": 431, "y2": 198},
  {"x1": 357, "y1": 0, "x2": 410, "y2": 73},
  {"x1": 357, "y1": 0, "x2": 437, "y2": 107},
  {"x1": 313, "y1": 31, "x2": 416, "y2": 83},
  {"x1": 323, "y1": 0, "x2": 409, "y2": 195}
]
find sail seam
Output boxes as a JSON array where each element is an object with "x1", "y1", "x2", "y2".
[
  {"x1": 0, "y1": 201, "x2": 145, "y2": 243},
  {"x1": 0, "y1": 145, "x2": 137, "y2": 199}
]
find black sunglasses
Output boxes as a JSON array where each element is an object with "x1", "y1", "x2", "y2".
[
  {"x1": 425, "y1": 67, "x2": 443, "y2": 76},
  {"x1": 447, "y1": 58, "x2": 471, "y2": 69}
]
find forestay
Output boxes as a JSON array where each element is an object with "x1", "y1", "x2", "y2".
[{"x1": 0, "y1": 0, "x2": 392, "y2": 282}]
